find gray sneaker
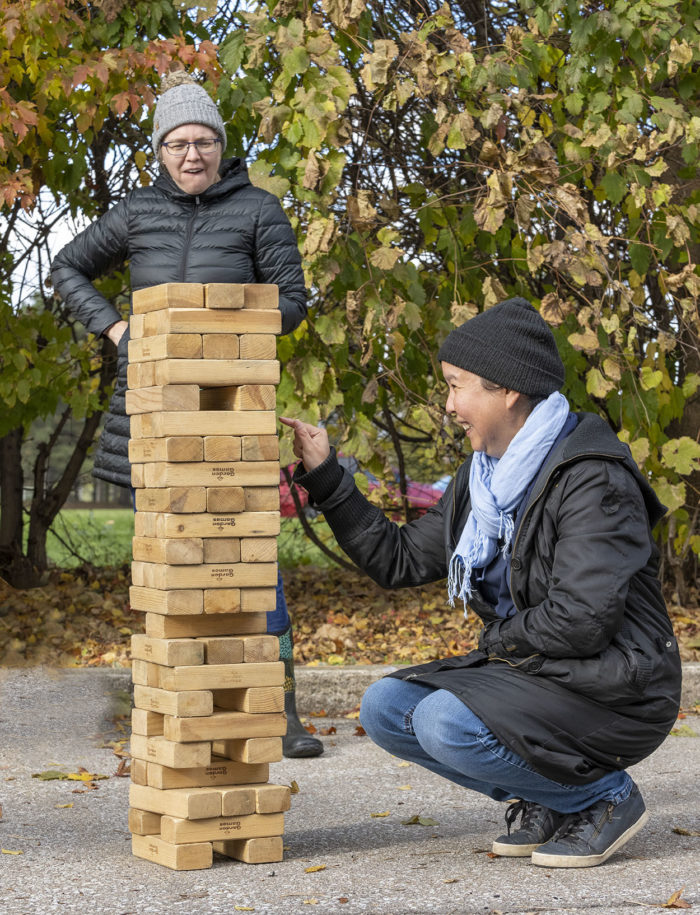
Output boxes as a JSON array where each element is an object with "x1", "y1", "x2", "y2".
[
  {"x1": 531, "y1": 784, "x2": 649, "y2": 868},
  {"x1": 492, "y1": 800, "x2": 568, "y2": 857}
]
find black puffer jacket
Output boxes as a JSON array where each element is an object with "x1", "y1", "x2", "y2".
[
  {"x1": 294, "y1": 413, "x2": 682, "y2": 785},
  {"x1": 51, "y1": 158, "x2": 307, "y2": 487}
]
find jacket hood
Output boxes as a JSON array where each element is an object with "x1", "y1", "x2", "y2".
[
  {"x1": 155, "y1": 156, "x2": 251, "y2": 202},
  {"x1": 550, "y1": 412, "x2": 667, "y2": 528}
]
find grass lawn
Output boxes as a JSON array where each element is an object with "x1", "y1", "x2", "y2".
[{"x1": 47, "y1": 509, "x2": 337, "y2": 570}]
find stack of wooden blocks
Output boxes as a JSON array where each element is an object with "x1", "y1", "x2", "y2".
[{"x1": 125, "y1": 282, "x2": 291, "y2": 871}]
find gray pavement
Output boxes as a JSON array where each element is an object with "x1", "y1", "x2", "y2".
[{"x1": 1, "y1": 665, "x2": 698, "y2": 915}]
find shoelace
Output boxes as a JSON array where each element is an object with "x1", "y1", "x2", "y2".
[
  {"x1": 552, "y1": 802, "x2": 614, "y2": 841},
  {"x1": 505, "y1": 800, "x2": 545, "y2": 835}
]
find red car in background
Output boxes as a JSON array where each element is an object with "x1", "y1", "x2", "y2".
[{"x1": 279, "y1": 457, "x2": 446, "y2": 519}]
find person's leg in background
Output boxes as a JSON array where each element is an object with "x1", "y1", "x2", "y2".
[{"x1": 267, "y1": 569, "x2": 323, "y2": 758}]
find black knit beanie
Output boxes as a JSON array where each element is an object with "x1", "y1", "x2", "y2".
[{"x1": 437, "y1": 297, "x2": 565, "y2": 396}]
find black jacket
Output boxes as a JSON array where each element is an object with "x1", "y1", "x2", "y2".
[
  {"x1": 294, "y1": 413, "x2": 682, "y2": 784},
  {"x1": 51, "y1": 158, "x2": 307, "y2": 487}
]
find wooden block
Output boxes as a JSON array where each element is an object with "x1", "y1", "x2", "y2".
[
  {"x1": 155, "y1": 359, "x2": 279, "y2": 387},
  {"x1": 132, "y1": 708, "x2": 164, "y2": 737},
  {"x1": 206, "y1": 487, "x2": 246, "y2": 513},
  {"x1": 160, "y1": 662, "x2": 285, "y2": 694},
  {"x1": 129, "y1": 437, "x2": 203, "y2": 464},
  {"x1": 214, "y1": 687, "x2": 284, "y2": 714},
  {"x1": 243, "y1": 635, "x2": 279, "y2": 663},
  {"x1": 202, "y1": 334, "x2": 239, "y2": 359},
  {"x1": 200, "y1": 384, "x2": 277, "y2": 411},
  {"x1": 164, "y1": 708, "x2": 286, "y2": 742},
  {"x1": 240, "y1": 538, "x2": 277, "y2": 563},
  {"x1": 202, "y1": 436, "x2": 241, "y2": 462},
  {"x1": 130, "y1": 734, "x2": 211, "y2": 769},
  {"x1": 244, "y1": 284, "x2": 279, "y2": 309},
  {"x1": 131, "y1": 634, "x2": 204, "y2": 667},
  {"x1": 125, "y1": 385, "x2": 200, "y2": 414},
  {"x1": 240, "y1": 588, "x2": 278, "y2": 613},
  {"x1": 131, "y1": 834, "x2": 213, "y2": 870},
  {"x1": 131, "y1": 759, "x2": 149, "y2": 785},
  {"x1": 134, "y1": 488, "x2": 207, "y2": 513},
  {"x1": 131, "y1": 659, "x2": 161, "y2": 688},
  {"x1": 239, "y1": 334, "x2": 277, "y2": 361},
  {"x1": 142, "y1": 461, "x2": 279, "y2": 489},
  {"x1": 199, "y1": 637, "x2": 244, "y2": 665},
  {"x1": 129, "y1": 334, "x2": 202, "y2": 363},
  {"x1": 212, "y1": 737, "x2": 283, "y2": 764},
  {"x1": 160, "y1": 812, "x2": 284, "y2": 845},
  {"x1": 219, "y1": 786, "x2": 256, "y2": 816},
  {"x1": 203, "y1": 588, "x2": 241, "y2": 614},
  {"x1": 130, "y1": 313, "x2": 145, "y2": 338},
  {"x1": 134, "y1": 685, "x2": 214, "y2": 718},
  {"x1": 129, "y1": 807, "x2": 162, "y2": 835},
  {"x1": 147, "y1": 757, "x2": 269, "y2": 790},
  {"x1": 131, "y1": 464, "x2": 145, "y2": 488},
  {"x1": 131, "y1": 411, "x2": 276, "y2": 438},
  {"x1": 203, "y1": 283, "x2": 245, "y2": 309},
  {"x1": 130, "y1": 784, "x2": 222, "y2": 820},
  {"x1": 214, "y1": 835, "x2": 283, "y2": 864},
  {"x1": 127, "y1": 361, "x2": 156, "y2": 388},
  {"x1": 132, "y1": 537, "x2": 204, "y2": 565},
  {"x1": 132, "y1": 283, "x2": 204, "y2": 314},
  {"x1": 145, "y1": 612, "x2": 268, "y2": 639},
  {"x1": 244, "y1": 487, "x2": 280, "y2": 511},
  {"x1": 137, "y1": 511, "x2": 279, "y2": 539},
  {"x1": 132, "y1": 562, "x2": 278, "y2": 591},
  {"x1": 202, "y1": 538, "x2": 240, "y2": 564},
  {"x1": 142, "y1": 308, "x2": 282, "y2": 336},
  {"x1": 254, "y1": 784, "x2": 291, "y2": 814},
  {"x1": 241, "y1": 435, "x2": 279, "y2": 461},
  {"x1": 129, "y1": 587, "x2": 204, "y2": 615}
]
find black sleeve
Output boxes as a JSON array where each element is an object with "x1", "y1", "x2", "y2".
[
  {"x1": 294, "y1": 449, "x2": 451, "y2": 589},
  {"x1": 253, "y1": 194, "x2": 307, "y2": 334},
  {"x1": 51, "y1": 198, "x2": 130, "y2": 337}
]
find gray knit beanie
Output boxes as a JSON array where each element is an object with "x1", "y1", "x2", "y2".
[
  {"x1": 152, "y1": 71, "x2": 226, "y2": 155},
  {"x1": 437, "y1": 297, "x2": 565, "y2": 396}
]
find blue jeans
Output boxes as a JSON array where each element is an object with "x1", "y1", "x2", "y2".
[
  {"x1": 359, "y1": 678, "x2": 633, "y2": 814},
  {"x1": 266, "y1": 569, "x2": 290, "y2": 635}
]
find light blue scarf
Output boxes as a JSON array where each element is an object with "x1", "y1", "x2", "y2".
[{"x1": 447, "y1": 391, "x2": 571, "y2": 611}]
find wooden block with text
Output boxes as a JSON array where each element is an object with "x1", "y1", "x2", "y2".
[
  {"x1": 131, "y1": 834, "x2": 213, "y2": 870},
  {"x1": 160, "y1": 812, "x2": 284, "y2": 845},
  {"x1": 134, "y1": 511, "x2": 279, "y2": 539},
  {"x1": 132, "y1": 561, "x2": 278, "y2": 590},
  {"x1": 147, "y1": 757, "x2": 268, "y2": 790}
]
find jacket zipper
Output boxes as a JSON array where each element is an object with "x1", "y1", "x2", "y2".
[
  {"x1": 508, "y1": 451, "x2": 628, "y2": 609},
  {"x1": 179, "y1": 195, "x2": 200, "y2": 282}
]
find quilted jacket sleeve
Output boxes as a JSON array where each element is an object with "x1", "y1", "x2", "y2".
[
  {"x1": 294, "y1": 450, "x2": 450, "y2": 588},
  {"x1": 50, "y1": 198, "x2": 131, "y2": 337},
  {"x1": 253, "y1": 194, "x2": 307, "y2": 334}
]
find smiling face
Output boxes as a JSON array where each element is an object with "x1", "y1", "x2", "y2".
[
  {"x1": 442, "y1": 363, "x2": 529, "y2": 459},
  {"x1": 159, "y1": 123, "x2": 222, "y2": 195}
]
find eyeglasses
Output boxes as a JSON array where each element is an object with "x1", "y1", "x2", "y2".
[{"x1": 161, "y1": 138, "x2": 221, "y2": 157}]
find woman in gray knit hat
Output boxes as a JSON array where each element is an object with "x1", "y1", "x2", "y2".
[
  {"x1": 51, "y1": 71, "x2": 321, "y2": 758},
  {"x1": 282, "y1": 296, "x2": 681, "y2": 868}
]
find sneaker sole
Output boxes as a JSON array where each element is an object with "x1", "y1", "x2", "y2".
[
  {"x1": 530, "y1": 809, "x2": 649, "y2": 868},
  {"x1": 491, "y1": 840, "x2": 540, "y2": 857}
]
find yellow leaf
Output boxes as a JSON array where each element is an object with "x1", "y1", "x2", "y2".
[
  {"x1": 2, "y1": 848, "x2": 22, "y2": 855},
  {"x1": 662, "y1": 886, "x2": 691, "y2": 909},
  {"x1": 289, "y1": 780, "x2": 300, "y2": 794},
  {"x1": 234, "y1": 907, "x2": 255, "y2": 912},
  {"x1": 303, "y1": 900, "x2": 319, "y2": 906},
  {"x1": 397, "y1": 761, "x2": 410, "y2": 767},
  {"x1": 370, "y1": 811, "x2": 390, "y2": 818},
  {"x1": 67, "y1": 772, "x2": 108, "y2": 781},
  {"x1": 397, "y1": 784, "x2": 412, "y2": 790},
  {"x1": 55, "y1": 803, "x2": 73, "y2": 808},
  {"x1": 305, "y1": 864, "x2": 326, "y2": 873}
]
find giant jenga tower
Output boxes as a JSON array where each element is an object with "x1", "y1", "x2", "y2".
[{"x1": 125, "y1": 283, "x2": 291, "y2": 871}]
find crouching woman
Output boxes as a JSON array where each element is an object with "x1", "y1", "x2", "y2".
[{"x1": 281, "y1": 297, "x2": 681, "y2": 868}]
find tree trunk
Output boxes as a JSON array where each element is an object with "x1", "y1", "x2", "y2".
[{"x1": 0, "y1": 427, "x2": 37, "y2": 587}]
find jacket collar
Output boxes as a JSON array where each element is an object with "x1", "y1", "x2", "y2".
[{"x1": 154, "y1": 157, "x2": 251, "y2": 202}]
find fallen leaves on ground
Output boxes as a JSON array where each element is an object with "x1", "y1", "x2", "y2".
[
  {"x1": 402, "y1": 815, "x2": 439, "y2": 826},
  {"x1": 1, "y1": 565, "x2": 698, "y2": 668},
  {"x1": 289, "y1": 780, "x2": 300, "y2": 794},
  {"x1": 370, "y1": 811, "x2": 390, "y2": 818},
  {"x1": 673, "y1": 826, "x2": 700, "y2": 836},
  {"x1": 305, "y1": 865, "x2": 326, "y2": 873},
  {"x1": 634, "y1": 887, "x2": 693, "y2": 909},
  {"x1": 2, "y1": 848, "x2": 22, "y2": 855},
  {"x1": 31, "y1": 768, "x2": 108, "y2": 782}
]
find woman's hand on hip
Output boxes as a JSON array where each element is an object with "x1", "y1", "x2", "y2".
[
  {"x1": 104, "y1": 320, "x2": 129, "y2": 346},
  {"x1": 279, "y1": 417, "x2": 330, "y2": 471}
]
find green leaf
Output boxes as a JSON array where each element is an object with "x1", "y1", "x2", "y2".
[{"x1": 661, "y1": 437, "x2": 700, "y2": 475}]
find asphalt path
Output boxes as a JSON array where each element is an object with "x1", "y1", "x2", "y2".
[{"x1": 0, "y1": 667, "x2": 698, "y2": 915}]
